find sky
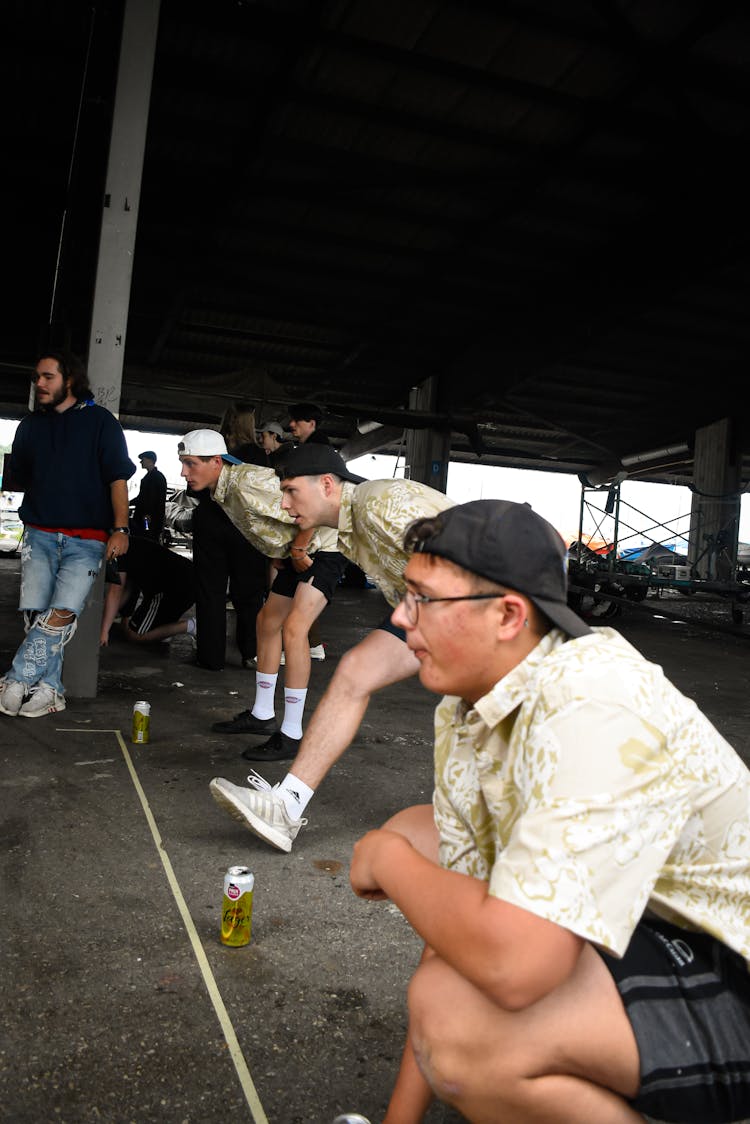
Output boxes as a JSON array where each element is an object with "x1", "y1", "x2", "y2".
[{"x1": 2, "y1": 417, "x2": 748, "y2": 548}]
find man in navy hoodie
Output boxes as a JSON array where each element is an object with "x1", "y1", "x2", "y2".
[{"x1": 0, "y1": 350, "x2": 135, "y2": 718}]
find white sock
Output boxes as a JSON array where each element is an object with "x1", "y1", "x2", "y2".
[
  {"x1": 251, "y1": 671, "x2": 278, "y2": 720},
  {"x1": 278, "y1": 773, "x2": 315, "y2": 820},
  {"x1": 280, "y1": 687, "x2": 307, "y2": 740}
]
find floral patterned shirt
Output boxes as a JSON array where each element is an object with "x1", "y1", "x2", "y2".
[
  {"x1": 213, "y1": 464, "x2": 337, "y2": 557},
  {"x1": 336, "y1": 479, "x2": 455, "y2": 607},
  {"x1": 433, "y1": 627, "x2": 750, "y2": 963}
]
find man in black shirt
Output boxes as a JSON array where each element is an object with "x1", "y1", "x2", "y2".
[{"x1": 131, "y1": 451, "x2": 167, "y2": 539}]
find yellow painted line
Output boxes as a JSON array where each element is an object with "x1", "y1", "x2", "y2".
[{"x1": 112, "y1": 729, "x2": 269, "y2": 1124}]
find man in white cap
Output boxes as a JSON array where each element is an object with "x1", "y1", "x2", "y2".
[{"x1": 178, "y1": 429, "x2": 343, "y2": 761}]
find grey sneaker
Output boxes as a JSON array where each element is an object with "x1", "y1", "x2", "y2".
[
  {"x1": 0, "y1": 679, "x2": 26, "y2": 717},
  {"x1": 19, "y1": 684, "x2": 66, "y2": 718},
  {"x1": 209, "y1": 770, "x2": 306, "y2": 853}
]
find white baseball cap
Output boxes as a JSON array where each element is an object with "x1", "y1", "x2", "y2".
[{"x1": 177, "y1": 429, "x2": 241, "y2": 464}]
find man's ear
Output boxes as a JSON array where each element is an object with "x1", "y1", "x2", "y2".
[{"x1": 495, "y1": 593, "x2": 529, "y2": 639}]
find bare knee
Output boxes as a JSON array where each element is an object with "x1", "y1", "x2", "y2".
[
  {"x1": 329, "y1": 643, "x2": 370, "y2": 698},
  {"x1": 282, "y1": 611, "x2": 310, "y2": 648},
  {"x1": 40, "y1": 607, "x2": 77, "y2": 630},
  {"x1": 407, "y1": 957, "x2": 525, "y2": 1108}
]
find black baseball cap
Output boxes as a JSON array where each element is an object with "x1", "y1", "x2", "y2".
[
  {"x1": 407, "y1": 499, "x2": 591, "y2": 638},
  {"x1": 274, "y1": 443, "x2": 366, "y2": 484},
  {"x1": 139, "y1": 450, "x2": 157, "y2": 461}
]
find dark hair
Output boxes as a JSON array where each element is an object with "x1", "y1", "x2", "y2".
[
  {"x1": 34, "y1": 349, "x2": 92, "y2": 400},
  {"x1": 288, "y1": 402, "x2": 324, "y2": 425}
]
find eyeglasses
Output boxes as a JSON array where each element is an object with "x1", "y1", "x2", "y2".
[{"x1": 399, "y1": 588, "x2": 507, "y2": 626}]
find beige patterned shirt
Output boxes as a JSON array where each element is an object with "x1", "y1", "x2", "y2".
[
  {"x1": 336, "y1": 479, "x2": 455, "y2": 607},
  {"x1": 212, "y1": 464, "x2": 336, "y2": 557},
  {"x1": 434, "y1": 627, "x2": 750, "y2": 963}
]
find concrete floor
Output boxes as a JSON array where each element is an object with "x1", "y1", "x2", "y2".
[{"x1": 1, "y1": 551, "x2": 749, "y2": 1124}]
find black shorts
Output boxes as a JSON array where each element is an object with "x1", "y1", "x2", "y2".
[
  {"x1": 127, "y1": 587, "x2": 194, "y2": 635},
  {"x1": 376, "y1": 612, "x2": 406, "y2": 642},
  {"x1": 271, "y1": 552, "x2": 347, "y2": 604},
  {"x1": 598, "y1": 918, "x2": 750, "y2": 1123}
]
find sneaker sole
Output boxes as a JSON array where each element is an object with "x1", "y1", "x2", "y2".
[
  {"x1": 19, "y1": 703, "x2": 66, "y2": 718},
  {"x1": 0, "y1": 703, "x2": 22, "y2": 717},
  {"x1": 209, "y1": 781, "x2": 293, "y2": 853}
]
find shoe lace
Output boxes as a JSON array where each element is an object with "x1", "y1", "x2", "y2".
[
  {"x1": 246, "y1": 769, "x2": 277, "y2": 793},
  {"x1": 244, "y1": 770, "x2": 307, "y2": 827}
]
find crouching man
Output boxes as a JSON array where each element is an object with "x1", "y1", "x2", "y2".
[
  {"x1": 349, "y1": 499, "x2": 750, "y2": 1124},
  {"x1": 0, "y1": 351, "x2": 135, "y2": 717}
]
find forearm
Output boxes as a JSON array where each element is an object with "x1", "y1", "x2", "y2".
[
  {"x1": 100, "y1": 579, "x2": 125, "y2": 644},
  {"x1": 360, "y1": 834, "x2": 581, "y2": 1008},
  {"x1": 110, "y1": 478, "x2": 130, "y2": 527},
  {"x1": 108, "y1": 479, "x2": 131, "y2": 556}
]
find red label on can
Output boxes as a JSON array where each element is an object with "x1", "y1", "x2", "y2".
[{"x1": 227, "y1": 883, "x2": 240, "y2": 900}]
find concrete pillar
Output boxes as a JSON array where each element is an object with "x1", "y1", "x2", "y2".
[
  {"x1": 87, "y1": 0, "x2": 161, "y2": 413},
  {"x1": 405, "y1": 378, "x2": 450, "y2": 493},
  {"x1": 65, "y1": 0, "x2": 160, "y2": 698},
  {"x1": 688, "y1": 417, "x2": 741, "y2": 581}
]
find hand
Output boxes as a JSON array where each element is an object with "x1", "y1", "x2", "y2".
[
  {"x1": 107, "y1": 529, "x2": 129, "y2": 561},
  {"x1": 350, "y1": 829, "x2": 403, "y2": 901},
  {"x1": 290, "y1": 550, "x2": 313, "y2": 573}
]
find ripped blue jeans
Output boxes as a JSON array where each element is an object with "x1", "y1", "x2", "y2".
[{"x1": 7, "y1": 528, "x2": 106, "y2": 694}]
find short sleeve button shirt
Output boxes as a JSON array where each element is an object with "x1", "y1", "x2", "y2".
[{"x1": 433, "y1": 627, "x2": 750, "y2": 963}]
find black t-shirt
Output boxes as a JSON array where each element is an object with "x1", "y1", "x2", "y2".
[{"x1": 117, "y1": 536, "x2": 196, "y2": 600}]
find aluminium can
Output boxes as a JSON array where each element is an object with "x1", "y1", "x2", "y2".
[
  {"x1": 132, "y1": 700, "x2": 151, "y2": 744},
  {"x1": 221, "y1": 866, "x2": 254, "y2": 947}
]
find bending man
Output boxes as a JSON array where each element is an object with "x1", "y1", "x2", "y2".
[{"x1": 209, "y1": 442, "x2": 453, "y2": 851}]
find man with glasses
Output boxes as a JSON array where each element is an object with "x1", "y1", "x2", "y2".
[
  {"x1": 347, "y1": 499, "x2": 750, "y2": 1124},
  {"x1": 209, "y1": 443, "x2": 454, "y2": 851},
  {"x1": 0, "y1": 350, "x2": 135, "y2": 718}
]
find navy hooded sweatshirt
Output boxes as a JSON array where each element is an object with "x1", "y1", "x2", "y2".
[{"x1": 9, "y1": 399, "x2": 136, "y2": 531}]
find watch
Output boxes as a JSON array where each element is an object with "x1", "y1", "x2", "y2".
[{"x1": 111, "y1": 526, "x2": 130, "y2": 535}]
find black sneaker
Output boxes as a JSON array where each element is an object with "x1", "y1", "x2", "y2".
[
  {"x1": 241, "y1": 729, "x2": 300, "y2": 762},
  {"x1": 211, "y1": 709, "x2": 278, "y2": 735}
]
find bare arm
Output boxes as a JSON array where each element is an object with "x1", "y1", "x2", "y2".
[
  {"x1": 100, "y1": 573, "x2": 127, "y2": 646},
  {"x1": 108, "y1": 479, "x2": 131, "y2": 559},
  {"x1": 350, "y1": 830, "x2": 583, "y2": 1010}
]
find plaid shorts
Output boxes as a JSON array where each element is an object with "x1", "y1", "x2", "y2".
[{"x1": 598, "y1": 918, "x2": 750, "y2": 1123}]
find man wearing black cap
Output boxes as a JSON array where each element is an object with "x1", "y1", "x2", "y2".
[
  {"x1": 346, "y1": 500, "x2": 750, "y2": 1124},
  {"x1": 131, "y1": 450, "x2": 167, "y2": 540},
  {"x1": 209, "y1": 442, "x2": 454, "y2": 850}
]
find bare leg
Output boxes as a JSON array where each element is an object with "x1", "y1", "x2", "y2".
[
  {"x1": 281, "y1": 580, "x2": 327, "y2": 689},
  {"x1": 255, "y1": 591, "x2": 292, "y2": 673},
  {"x1": 286, "y1": 629, "x2": 421, "y2": 788},
  {"x1": 121, "y1": 618, "x2": 191, "y2": 644},
  {"x1": 407, "y1": 946, "x2": 642, "y2": 1124}
]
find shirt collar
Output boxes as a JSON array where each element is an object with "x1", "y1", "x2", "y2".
[
  {"x1": 471, "y1": 628, "x2": 568, "y2": 728},
  {"x1": 338, "y1": 480, "x2": 356, "y2": 534}
]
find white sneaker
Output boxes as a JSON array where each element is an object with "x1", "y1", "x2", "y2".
[
  {"x1": 0, "y1": 679, "x2": 26, "y2": 716},
  {"x1": 209, "y1": 770, "x2": 306, "y2": 853},
  {"x1": 18, "y1": 684, "x2": 66, "y2": 718}
]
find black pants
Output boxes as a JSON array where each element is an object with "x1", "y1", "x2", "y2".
[{"x1": 191, "y1": 499, "x2": 267, "y2": 668}]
